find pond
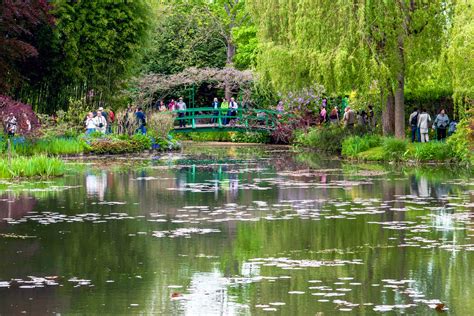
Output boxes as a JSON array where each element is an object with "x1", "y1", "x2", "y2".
[{"x1": 0, "y1": 144, "x2": 473, "y2": 315}]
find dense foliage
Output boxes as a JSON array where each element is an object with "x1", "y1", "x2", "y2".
[
  {"x1": 248, "y1": 0, "x2": 473, "y2": 137},
  {"x1": 14, "y1": 0, "x2": 152, "y2": 112},
  {"x1": 0, "y1": 0, "x2": 53, "y2": 93}
]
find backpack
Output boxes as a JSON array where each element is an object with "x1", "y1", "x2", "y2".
[{"x1": 410, "y1": 113, "x2": 418, "y2": 126}]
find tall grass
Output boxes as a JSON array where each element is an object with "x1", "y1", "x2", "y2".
[
  {"x1": 411, "y1": 142, "x2": 454, "y2": 161},
  {"x1": 8, "y1": 137, "x2": 90, "y2": 156},
  {"x1": 382, "y1": 138, "x2": 408, "y2": 161},
  {"x1": 0, "y1": 156, "x2": 65, "y2": 178},
  {"x1": 341, "y1": 135, "x2": 382, "y2": 158}
]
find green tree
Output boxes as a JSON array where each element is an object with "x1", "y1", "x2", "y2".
[
  {"x1": 446, "y1": 0, "x2": 474, "y2": 117},
  {"x1": 248, "y1": 0, "x2": 467, "y2": 138},
  {"x1": 17, "y1": 0, "x2": 152, "y2": 112},
  {"x1": 141, "y1": 2, "x2": 226, "y2": 75}
]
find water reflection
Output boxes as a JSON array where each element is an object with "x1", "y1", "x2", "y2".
[
  {"x1": 85, "y1": 171, "x2": 107, "y2": 200},
  {"x1": 0, "y1": 145, "x2": 472, "y2": 315}
]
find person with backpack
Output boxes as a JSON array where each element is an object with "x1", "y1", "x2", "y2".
[
  {"x1": 417, "y1": 108, "x2": 431, "y2": 143},
  {"x1": 408, "y1": 107, "x2": 420, "y2": 142},
  {"x1": 135, "y1": 107, "x2": 146, "y2": 134},
  {"x1": 433, "y1": 109, "x2": 450, "y2": 141}
]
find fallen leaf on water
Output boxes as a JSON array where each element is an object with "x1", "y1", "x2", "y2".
[{"x1": 435, "y1": 303, "x2": 446, "y2": 312}]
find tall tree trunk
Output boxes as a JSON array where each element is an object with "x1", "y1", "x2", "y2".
[
  {"x1": 394, "y1": 73, "x2": 405, "y2": 138},
  {"x1": 382, "y1": 88, "x2": 395, "y2": 136},
  {"x1": 394, "y1": 37, "x2": 405, "y2": 138},
  {"x1": 225, "y1": 41, "x2": 236, "y2": 100}
]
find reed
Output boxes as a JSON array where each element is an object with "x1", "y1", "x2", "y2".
[{"x1": 0, "y1": 156, "x2": 65, "y2": 178}]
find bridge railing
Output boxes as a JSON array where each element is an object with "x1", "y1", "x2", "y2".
[{"x1": 172, "y1": 107, "x2": 284, "y2": 130}]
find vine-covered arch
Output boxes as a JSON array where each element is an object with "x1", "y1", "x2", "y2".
[{"x1": 131, "y1": 67, "x2": 254, "y2": 107}]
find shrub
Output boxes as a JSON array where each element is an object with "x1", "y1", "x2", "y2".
[
  {"x1": 382, "y1": 138, "x2": 407, "y2": 161},
  {"x1": 0, "y1": 156, "x2": 65, "y2": 178},
  {"x1": 147, "y1": 112, "x2": 175, "y2": 139},
  {"x1": 342, "y1": 135, "x2": 382, "y2": 158},
  {"x1": 446, "y1": 119, "x2": 473, "y2": 163},
  {"x1": 295, "y1": 126, "x2": 351, "y2": 154}
]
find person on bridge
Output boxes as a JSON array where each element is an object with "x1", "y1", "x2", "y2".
[
  {"x1": 211, "y1": 97, "x2": 220, "y2": 124},
  {"x1": 228, "y1": 97, "x2": 238, "y2": 125},
  {"x1": 177, "y1": 97, "x2": 187, "y2": 128},
  {"x1": 221, "y1": 98, "x2": 229, "y2": 125},
  {"x1": 168, "y1": 99, "x2": 176, "y2": 111}
]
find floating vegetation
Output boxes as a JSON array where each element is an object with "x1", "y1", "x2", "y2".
[
  {"x1": 3, "y1": 212, "x2": 135, "y2": 225},
  {"x1": 0, "y1": 233, "x2": 36, "y2": 239},
  {"x1": 152, "y1": 228, "x2": 220, "y2": 238}
]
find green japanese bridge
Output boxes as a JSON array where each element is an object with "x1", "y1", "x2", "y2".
[{"x1": 170, "y1": 108, "x2": 284, "y2": 133}]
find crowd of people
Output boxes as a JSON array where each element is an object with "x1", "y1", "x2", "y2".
[
  {"x1": 408, "y1": 108, "x2": 456, "y2": 142},
  {"x1": 151, "y1": 96, "x2": 240, "y2": 127},
  {"x1": 310, "y1": 97, "x2": 376, "y2": 130},
  {"x1": 313, "y1": 97, "x2": 456, "y2": 142},
  {"x1": 84, "y1": 107, "x2": 115, "y2": 135}
]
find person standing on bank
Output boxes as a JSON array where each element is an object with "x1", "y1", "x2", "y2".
[
  {"x1": 5, "y1": 113, "x2": 17, "y2": 137},
  {"x1": 94, "y1": 110, "x2": 107, "y2": 134},
  {"x1": 135, "y1": 107, "x2": 146, "y2": 134},
  {"x1": 176, "y1": 97, "x2": 187, "y2": 128},
  {"x1": 408, "y1": 107, "x2": 420, "y2": 142},
  {"x1": 417, "y1": 108, "x2": 431, "y2": 143},
  {"x1": 433, "y1": 109, "x2": 449, "y2": 141},
  {"x1": 85, "y1": 112, "x2": 96, "y2": 135},
  {"x1": 343, "y1": 106, "x2": 356, "y2": 129},
  {"x1": 329, "y1": 106, "x2": 339, "y2": 124}
]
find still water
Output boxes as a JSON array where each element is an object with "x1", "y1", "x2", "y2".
[{"x1": 0, "y1": 145, "x2": 473, "y2": 315}]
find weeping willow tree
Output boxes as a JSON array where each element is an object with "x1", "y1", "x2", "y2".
[
  {"x1": 248, "y1": 0, "x2": 468, "y2": 137},
  {"x1": 446, "y1": 0, "x2": 474, "y2": 118}
]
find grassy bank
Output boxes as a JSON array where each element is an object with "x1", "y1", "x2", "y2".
[
  {"x1": 295, "y1": 119, "x2": 473, "y2": 164},
  {"x1": 0, "y1": 133, "x2": 181, "y2": 156},
  {"x1": 0, "y1": 156, "x2": 65, "y2": 179}
]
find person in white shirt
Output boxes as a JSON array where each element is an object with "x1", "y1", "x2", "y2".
[
  {"x1": 94, "y1": 110, "x2": 107, "y2": 134},
  {"x1": 176, "y1": 97, "x2": 187, "y2": 128},
  {"x1": 85, "y1": 112, "x2": 96, "y2": 135},
  {"x1": 228, "y1": 97, "x2": 238, "y2": 124},
  {"x1": 417, "y1": 108, "x2": 431, "y2": 143}
]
